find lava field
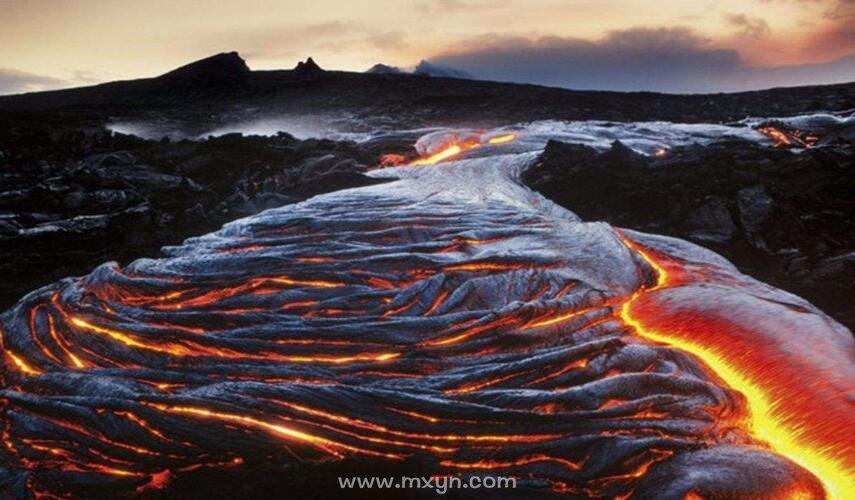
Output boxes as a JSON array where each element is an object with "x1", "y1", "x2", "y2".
[{"x1": 0, "y1": 126, "x2": 852, "y2": 498}]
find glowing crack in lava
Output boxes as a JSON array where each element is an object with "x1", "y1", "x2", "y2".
[
  {"x1": 0, "y1": 129, "x2": 851, "y2": 498},
  {"x1": 616, "y1": 233, "x2": 854, "y2": 499},
  {"x1": 756, "y1": 124, "x2": 819, "y2": 148},
  {"x1": 409, "y1": 132, "x2": 516, "y2": 165}
]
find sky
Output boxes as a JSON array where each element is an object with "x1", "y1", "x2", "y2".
[{"x1": 0, "y1": 0, "x2": 853, "y2": 94}]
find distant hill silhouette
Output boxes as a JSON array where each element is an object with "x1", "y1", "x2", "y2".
[
  {"x1": 366, "y1": 63, "x2": 404, "y2": 74},
  {"x1": 158, "y1": 51, "x2": 250, "y2": 85},
  {"x1": 0, "y1": 51, "x2": 852, "y2": 131},
  {"x1": 294, "y1": 57, "x2": 324, "y2": 75}
]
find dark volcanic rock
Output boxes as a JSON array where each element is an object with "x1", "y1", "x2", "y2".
[
  {"x1": 523, "y1": 138, "x2": 855, "y2": 329},
  {"x1": 5, "y1": 52, "x2": 850, "y2": 132},
  {"x1": 685, "y1": 196, "x2": 737, "y2": 244},
  {"x1": 293, "y1": 57, "x2": 324, "y2": 76},
  {"x1": 737, "y1": 185, "x2": 775, "y2": 234},
  {"x1": 0, "y1": 123, "x2": 388, "y2": 310},
  {"x1": 158, "y1": 51, "x2": 250, "y2": 86}
]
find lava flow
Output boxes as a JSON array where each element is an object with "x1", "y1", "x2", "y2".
[
  {"x1": 0, "y1": 132, "x2": 850, "y2": 498},
  {"x1": 756, "y1": 123, "x2": 819, "y2": 148},
  {"x1": 409, "y1": 132, "x2": 516, "y2": 165},
  {"x1": 616, "y1": 231, "x2": 854, "y2": 499}
]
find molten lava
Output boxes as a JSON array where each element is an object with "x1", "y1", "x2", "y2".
[
  {"x1": 408, "y1": 132, "x2": 516, "y2": 165},
  {"x1": 756, "y1": 124, "x2": 819, "y2": 148},
  {"x1": 616, "y1": 231, "x2": 854, "y2": 499},
  {"x1": 409, "y1": 143, "x2": 471, "y2": 165},
  {"x1": 487, "y1": 133, "x2": 516, "y2": 145}
]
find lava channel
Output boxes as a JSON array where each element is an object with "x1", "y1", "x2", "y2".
[{"x1": 0, "y1": 135, "x2": 850, "y2": 499}]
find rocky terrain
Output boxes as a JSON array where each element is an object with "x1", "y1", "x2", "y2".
[
  {"x1": 0, "y1": 52, "x2": 853, "y2": 498},
  {"x1": 1, "y1": 52, "x2": 853, "y2": 134},
  {"x1": 523, "y1": 134, "x2": 855, "y2": 329},
  {"x1": 0, "y1": 52, "x2": 853, "y2": 327},
  {"x1": 0, "y1": 121, "x2": 390, "y2": 309},
  {"x1": 1, "y1": 122, "x2": 849, "y2": 499}
]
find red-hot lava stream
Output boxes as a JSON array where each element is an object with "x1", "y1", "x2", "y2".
[
  {"x1": 408, "y1": 133, "x2": 516, "y2": 166},
  {"x1": 616, "y1": 231, "x2": 854, "y2": 499}
]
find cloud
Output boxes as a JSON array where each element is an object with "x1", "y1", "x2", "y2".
[
  {"x1": 221, "y1": 22, "x2": 412, "y2": 63},
  {"x1": 414, "y1": 60, "x2": 472, "y2": 78},
  {"x1": 364, "y1": 31, "x2": 409, "y2": 51},
  {"x1": 227, "y1": 22, "x2": 358, "y2": 60},
  {"x1": 68, "y1": 69, "x2": 106, "y2": 85},
  {"x1": 430, "y1": 28, "x2": 741, "y2": 93},
  {"x1": 810, "y1": 0, "x2": 855, "y2": 55},
  {"x1": 603, "y1": 26, "x2": 712, "y2": 49},
  {"x1": 416, "y1": 0, "x2": 509, "y2": 15},
  {"x1": 734, "y1": 0, "x2": 853, "y2": 64},
  {"x1": 725, "y1": 14, "x2": 771, "y2": 38},
  {"x1": 427, "y1": 27, "x2": 855, "y2": 93},
  {"x1": 0, "y1": 68, "x2": 67, "y2": 95},
  {"x1": 733, "y1": 53, "x2": 855, "y2": 89}
]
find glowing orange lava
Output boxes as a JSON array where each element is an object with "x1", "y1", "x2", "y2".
[
  {"x1": 616, "y1": 232, "x2": 854, "y2": 499},
  {"x1": 150, "y1": 404, "x2": 402, "y2": 460},
  {"x1": 409, "y1": 144, "x2": 470, "y2": 166},
  {"x1": 487, "y1": 133, "x2": 516, "y2": 145},
  {"x1": 441, "y1": 454, "x2": 582, "y2": 470},
  {"x1": 408, "y1": 132, "x2": 516, "y2": 166},
  {"x1": 5, "y1": 350, "x2": 42, "y2": 376},
  {"x1": 757, "y1": 126, "x2": 818, "y2": 149},
  {"x1": 759, "y1": 126, "x2": 792, "y2": 146}
]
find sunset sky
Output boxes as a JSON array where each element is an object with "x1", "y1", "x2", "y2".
[{"x1": 1, "y1": 0, "x2": 853, "y2": 94}]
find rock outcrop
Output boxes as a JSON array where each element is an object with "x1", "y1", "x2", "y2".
[
  {"x1": 294, "y1": 57, "x2": 324, "y2": 76},
  {"x1": 523, "y1": 138, "x2": 855, "y2": 329},
  {"x1": 158, "y1": 51, "x2": 250, "y2": 86}
]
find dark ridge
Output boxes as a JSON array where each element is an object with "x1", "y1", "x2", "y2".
[
  {"x1": 294, "y1": 57, "x2": 323, "y2": 75},
  {"x1": 0, "y1": 52, "x2": 852, "y2": 128},
  {"x1": 157, "y1": 51, "x2": 250, "y2": 85},
  {"x1": 0, "y1": 52, "x2": 254, "y2": 112}
]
